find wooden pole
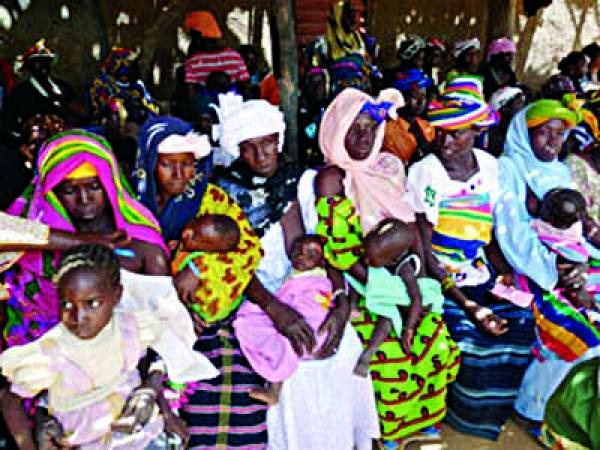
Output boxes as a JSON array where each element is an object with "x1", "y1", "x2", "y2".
[{"x1": 271, "y1": 0, "x2": 299, "y2": 162}]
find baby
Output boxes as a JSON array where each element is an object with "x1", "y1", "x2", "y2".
[
  {"x1": 172, "y1": 213, "x2": 260, "y2": 324},
  {"x1": 349, "y1": 218, "x2": 442, "y2": 377},
  {"x1": 233, "y1": 235, "x2": 335, "y2": 405},
  {"x1": 0, "y1": 244, "x2": 217, "y2": 449},
  {"x1": 531, "y1": 188, "x2": 596, "y2": 308}
]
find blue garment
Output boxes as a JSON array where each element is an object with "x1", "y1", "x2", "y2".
[
  {"x1": 494, "y1": 107, "x2": 573, "y2": 290},
  {"x1": 136, "y1": 116, "x2": 212, "y2": 242}
]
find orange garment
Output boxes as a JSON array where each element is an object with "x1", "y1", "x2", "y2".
[
  {"x1": 260, "y1": 73, "x2": 280, "y2": 106},
  {"x1": 184, "y1": 11, "x2": 222, "y2": 39},
  {"x1": 382, "y1": 116, "x2": 435, "y2": 164}
]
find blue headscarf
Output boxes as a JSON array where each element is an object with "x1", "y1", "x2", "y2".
[
  {"x1": 393, "y1": 69, "x2": 432, "y2": 92},
  {"x1": 136, "y1": 116, "x2": 212, "y2": 242},
  {"x1": 501, "y1": 106, "x2": 573, "y2": 199}
]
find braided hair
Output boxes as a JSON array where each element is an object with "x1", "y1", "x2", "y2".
[{"x1": 55, "y1": 243, "x2": 121, "y2": 288}]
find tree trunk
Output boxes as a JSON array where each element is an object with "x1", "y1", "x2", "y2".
[{"x1": 271, "y1": 0, "x2": 298, "y2": 162}]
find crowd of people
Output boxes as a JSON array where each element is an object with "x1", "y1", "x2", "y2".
[{"x1": 0, "y1": 2, "x2": 599, "y2": 449}]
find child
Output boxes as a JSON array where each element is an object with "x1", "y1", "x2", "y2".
[
  {"x1": 233, "y1": 235, "x2": 337, "y2": 405},
  {"x1": 0, "y1": 244, "x2": 218, "y2": 449},
  {"x1": 346, "y1": 218, "x2": 446, "y2": 377},
  {"x1": 171, "y1": 212, "x2": 261, "y2": 324}
]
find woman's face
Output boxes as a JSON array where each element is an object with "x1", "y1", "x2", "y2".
[
  {"x1": 529, "y1": 119, "x2": 567, "y2": 162},
  {"x1": 345, "y1": 112, "x2": 378, "y2": 160},
  {"x1": 55, "y1": 176, "x2": 108, "y2": 221},
  {"x1": 404, "y1": 86, "x2": 428, "y2": 116},
  {"x1": 436, "y1": 128, "x2": 476, "y2": 159},
  {"x1": 59, "y1": 269, "x2": 121, "y2": 340},
  {"x1": 239, "y1": 133, "x2": 279, "y2": 177},
  {"x1": 155, "y1": 152, "x2": 196, "y2": 197},
  {"x1": 460, "y1": 48, "x2": 481, "y2": 73}
]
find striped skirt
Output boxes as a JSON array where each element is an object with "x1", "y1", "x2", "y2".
[
  {"x1": 352, "y1": 308, "x2": 461, "y2": 441},
  {"x1": 443, "y1": 283, "x2": 536, "y2": 440},
  {"x1": 181, "y1": 323, "x2": 268, "y2": 449}
]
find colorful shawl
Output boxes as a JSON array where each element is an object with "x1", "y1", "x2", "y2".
[
  {"x1": 137, "y1": 116, "x2": 212, "y2": 242},
  {"x1": 325, "y1": 1, "x2": 365, "y2": 62},
  {"x1": 319, "y1": 88, "x2": 415, "y2": 234},
  {"x1": 89, "y1": 48, "x2": 158, "y2": 122},
  {"x1": 3, "y1": 129, "x2": 166, "y2": 347}
]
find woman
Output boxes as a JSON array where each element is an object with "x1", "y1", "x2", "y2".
[
  {"x1": 407, "y1": 80, "x2": 536, "y2": 440},
  {"x1": 3, "y1": 129, "x2": 168, "y2": 348},
  {"x1": 135, "y1": 115, "x2": 268, "y2": 449},
  {"x1": 383, "y1": 69, "x2": 435, "y2": 165},
  {"x1": 89, "y1": 47, "x2": 158, "y2": 124},
  {"x1": 214, "y1": 97, "x2": 379, "y2": 449},
  {"x1": 383, "y1": 36, "x2": 427, "y2": 87},
  {"x1": 558, "y1": 51, "x2": 589, "y2": 95},
  {"x1": 487, "y1": 86, "x2": 526, "y2": 157},
  {"x1": 446, "y1": 38, "x2": 481, "y2": 83},
  {"x1": 479, "y1": 37, "x2": 518, "y2": 99},
  {"x1": 494, "y1": 100, "x2": 591, "y2": 427},
  {"x1": 316, "y1": 87, "x2": 460, "y2": 447}
]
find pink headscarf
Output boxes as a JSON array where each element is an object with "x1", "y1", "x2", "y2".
[
  {"x1": 319, "y1": 88, "x2": 415, "y2": 234},
  {"x1": 487, "y1": 37, "x2": 517, "y2": 60}
]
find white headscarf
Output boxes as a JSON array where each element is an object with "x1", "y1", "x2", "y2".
[
  {"x1": 453, "y1": 37, "x2": 480, "y2": 58},
  {"x1": 214, "y1": 92, "x2": 286, "y2": 159}
]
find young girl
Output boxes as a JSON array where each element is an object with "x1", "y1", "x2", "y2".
[{"x1": 0, "y1": 244, "x2": 218, "y2": 449}]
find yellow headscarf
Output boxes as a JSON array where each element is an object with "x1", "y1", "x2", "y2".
[{"x1": 325, "y1": 1, "x2": 365, "y2": 61}]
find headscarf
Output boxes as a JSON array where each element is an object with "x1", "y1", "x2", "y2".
[
  {"x1": 136, "y1": 116, "x2": 212, "y2": 242},
  {"x1": 426, "y1": 37, "x2": 445, "y2": 52},
  {"x1": 17, "y1": 38, "x2": 55, "y2": 68},
  {"x1": 393, "y1": 69, "x2": 432, "y2": 92},
  {"x1": 319, "y1": 88, "x2": 415, "y2": 233},
  {"x1": 502, "y1": 105, "x2": 573, "y2": 199},
  {"x1": 214, "y1": 93, "x2": 285, "y2": 159},
  {"x1": 398, "y1": 36, "x2": 426, "y2": 61},
  {"x1": 184, "y1": 10, "x2": 222, "y2": 39},
  {"x1": 453, "y1": 38, "x2": 480, "y2": 58},
  {"x1": 4, "y1": 130, "x2": 166, "y2": 347},
  {"x1": 525, "y1": 99, "x2": 579, "y2": 128},
  {"x1": 325, "y1": 1, "x2": 365, "y2": 62},
  {"x1": 541, "y1": 74, "x2": 576, "y2": 100},
  {"x1": 428, "y1": 76, "x2": 499, "y2": 129},
  {"x1": 489, "y1": 86, "x2": 523, "y2": 111},
  {"x1": 486, "y1": 37, "x2": 517, "y2": 60}
]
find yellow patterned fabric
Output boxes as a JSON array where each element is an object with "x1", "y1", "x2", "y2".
[{"x1": 172, "y1": 184, "x2": 263, "y2": 323}]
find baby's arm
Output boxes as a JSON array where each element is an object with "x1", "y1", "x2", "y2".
[
  {"x1": 354, "y1": 317, "x2": 392, "y2": 378},
  {"x1": 397, "y1": 262, "x2": 423, "y2": 354}
]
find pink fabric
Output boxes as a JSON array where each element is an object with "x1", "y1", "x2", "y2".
[
  {"x1": 487, "y1": 37, "x2": 517, "y2": 60},
  {"x1": 530, "y1": 219, "x2": 589, "y2": 262},
  {"x1": 233, "y1": 274, "x2": 332, "y2": 382},
  {"x1": 39, "y1": 314, "x2": 161, "y2": 449},
  {"x1": 318, "y1": 88, "x2": 415, "y2": 234}
]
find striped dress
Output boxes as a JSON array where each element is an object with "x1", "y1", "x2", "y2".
[{"x1": 407, "y1": 150, "x2": 536, "y2": 439}]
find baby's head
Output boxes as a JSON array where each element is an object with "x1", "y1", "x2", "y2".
[
  {"x1": 55, "y1": 244, "x2": 122, "y2": 340},
  {"x1": 290, "y1": 235, "x2": 325, "y2": 271},
  {"x1": 539, "y1": 188, "x2": 586, "y2": 229},
  {"x1": 363, "y1": 218, "x2": 415, "y2": 267},
  {"x1": 182, "y1": 214, "x2": 241, "y2": 252}
]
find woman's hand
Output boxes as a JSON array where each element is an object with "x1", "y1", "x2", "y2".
[
  {"x1": 174, "y1": 266, "x2": 200, "y2": 306},
  {"x1": 317, "y1": 297, "x2": 350, "y2": 358},
  {"x1": 34, "y1": 409, "x2": 65, "y2": 450},
  {"x1": 557, "y1": 262, "x2": 588, "y2": 291},
  {"x1": 401, "y1": 301, "x2": 425, "y2": 354},
  {"x1": 162, "y1": 409, "x2": 190, "y2": 446},
  {"x1": 265, "y1": 299, "x2": 316, "y2": 356},
  {"x1": 112, "y1": 387, "x2": 157, "y2": 434},
  {"x1": 466, "y1": 303, "x2": 508, "y2": 336}
]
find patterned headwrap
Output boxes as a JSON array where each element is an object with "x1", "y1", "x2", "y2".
[
  {"x1": 102, "y1": 47, "x2": 137, "y2": 79},
  {"x1": 426, "y1": 37, "x2": 445, "y2": 52},
  {"x1": 489, "y1": 86, "x2": 524, "y2": 111},
  {"x1": 17, "y1": 38, "x2": 55, "y2": 63},
  {"x1": 137, "y1": 116, "x2": 213, "y2": 242},
  {"x1": 398, "y1": 36, "x2": 426, "y2": 61},
  {"x1": 525, "y1": 99, "x2": 579, "y2": 128},
  {"x1": 393, "y1": 69, "x2": 432, "y2": 92},
  {"x1": 428, "y1": 76, "x2": 499, "y2": 129},
  {"x1": 3, "y1": 130, "x2": 167, "y2": 347},
  {"x1": 486, "y1": 37, "x2": 517, "y2": 60},
  {"x1": 453, "y1": 38, "x2": 480, "y2": 58}
]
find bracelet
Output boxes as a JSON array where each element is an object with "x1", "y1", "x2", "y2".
[
  {"x1": 331, "y1": 288, "x2": 347, "y2": 304},
  {"x1": 176, "y1": 251, "x2": 204, "y2": 272},
  {"x1": 187, "y1": 260, "x2": 201, "y2": 277},
  {"x1": 441, "y1": 275, "x2": 456, "y2": 292}
]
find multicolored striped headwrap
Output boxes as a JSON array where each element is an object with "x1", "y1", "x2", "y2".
[
  {"x1": 34, "y1": 129, "x2": 167, "y2": 253},
  {"x1": 525, "y1": 99, "x2": 579, "y2": 129},
  {"x1": 427, "y1": 76, "x2": 499, "y2": 130}
]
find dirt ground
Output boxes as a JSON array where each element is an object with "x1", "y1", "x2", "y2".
[{"x1": 404, "y1": 420, "x2": 543, "y2": 450}]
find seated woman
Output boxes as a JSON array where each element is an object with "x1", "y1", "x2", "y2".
[
  {"x1": 408, "y1": 78, "x2": 537, "y2": 440},
  {"x1": 136, "y1": 116, "x2": 266, "y2": 449},
  {"x1": 317, "y1": 87, "x2": 459, "y2": 447},
  {"x1": 214, "y1": 95, "x2": 380, "y2": 449},
  {"x1": 1, "y1": 129, "x2": 170, "y2": 449},
  {"x1": 495, "y1": 99, "x2": 600, "y2": 429}
]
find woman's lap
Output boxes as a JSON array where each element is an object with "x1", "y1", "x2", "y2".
[
  {"x1": 181, "y1": 323, "x2": 268, "y2": 449},
  {"x1": 443, "y1": 288, "x2": 536, "y2": 439}
]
